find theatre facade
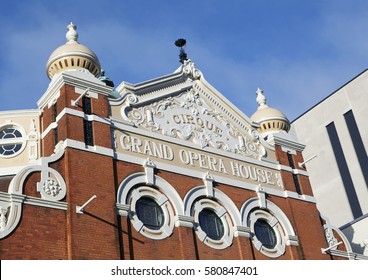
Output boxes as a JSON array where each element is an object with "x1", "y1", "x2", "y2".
[{"x1": 0, "y1": 24, "x2": 350, "y2": 259}]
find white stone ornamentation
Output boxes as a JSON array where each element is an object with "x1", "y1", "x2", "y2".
[
  {"x1": 0, "y1": 206, "x2": 9, "y2": 231},
  {"x1": 43, "y1": 179, "x2": 62, "y2": 197},
  {"x1": 182, "y1": 60, "x2": 201, "y2": 80},
  {"x1": 324, "y1": 226, "x2": 339, "y2": 248},
  {"x1": 124, "y1": 88, "x2": 266, "y2": 159}
]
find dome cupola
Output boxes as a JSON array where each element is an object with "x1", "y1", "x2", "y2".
[
  {"x1": 46, "y1": 23, "x2": 101, "y2": 79},
  {"x1": 251, "y1": 88, "x2": 290, "y2": 138}
]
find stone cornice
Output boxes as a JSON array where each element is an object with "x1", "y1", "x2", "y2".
[
  {"x1": 0, "y1": 191, "x2": 67, "y2": 211},
  {"x1": 267, "y1": 132, "x2": 306, "y2": 152},
  {"x1": 38, "y1": 71, "x2": 112, "y2": 109}
]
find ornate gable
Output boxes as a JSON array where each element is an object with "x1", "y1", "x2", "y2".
[{"x1": 111, "y1": 60, "x2": 272, "y2": 161}]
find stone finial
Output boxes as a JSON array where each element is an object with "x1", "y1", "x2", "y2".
[
  {"x1": 66, "y1": 22, "x2": 78, "y2": 44},
  {"x1": 256, "y1": 88, "x2": 268, "y2": 109}
]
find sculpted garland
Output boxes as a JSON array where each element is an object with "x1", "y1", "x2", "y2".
[{"x1": 123, "y1": 88, "x2": 266, "y2": 159}]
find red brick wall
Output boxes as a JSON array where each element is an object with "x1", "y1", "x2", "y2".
[
  {"x1": 275, "y1": 145, "x2": 314, "y2": 196},
  {"x1": 41, "y1": 84, "x2": 111, "y2": 157},
  {"x1": 63, "y1": 148, "x2": 119, "y2": 259},
  {"x1": 0, "y1": 204, "x2": 67, "y2": 259}
]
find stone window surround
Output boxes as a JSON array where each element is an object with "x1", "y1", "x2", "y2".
[
  {"x1": 241, "y1": 195, "x2": 299, "y2": 258},
  {"x1": 116, "y1": 158, "x2": 299, "y2": 254}
]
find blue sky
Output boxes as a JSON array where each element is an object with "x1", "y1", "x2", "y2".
[{"x1": 1, "y1": 0, "x2": 368, "y2": 120}]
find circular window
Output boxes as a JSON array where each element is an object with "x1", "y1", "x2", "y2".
[
  {"x1": 136, "y1": 196, "x2": 164, "y2": 230},
  {"x1": 254, "y1": 219, "x2": 277, "y2": 249},
  {"x1": 248, "y1": 209, "x2": 286, "y2": 258},
  {"x1": 192, "y1": 198, "x2": 234, "y2": 249},
  {"x1": 128, "y1": 186, "x2": 175, "y2": 240},
  {"x1": 198, "y1": 208, "x2": 224, "y2": 241},
  {"x1": 0, "y1": 126, "x2": 25, "y2": 157}
]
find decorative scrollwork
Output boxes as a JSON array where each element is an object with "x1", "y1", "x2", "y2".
[
  {"x1": 127, "y1": 94, "x2": 138, "y2": 104},
  {"x1": 182, "y1": 60, "x2": 201, "y2": 80},
  {"x1": 324, "y1": 227, "x2": 339, "y2": 248},
  {"x1": 123, "y1": 87, "x2": 266, "y2": 159}
]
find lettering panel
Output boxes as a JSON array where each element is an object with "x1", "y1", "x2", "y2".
[{"x1": 116, "y1": 130, "x2": 284, "y2": 189}]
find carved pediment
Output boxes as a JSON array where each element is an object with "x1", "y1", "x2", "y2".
[{"x1": 118, "y1": 84, "x2": 266, "y2": 159}]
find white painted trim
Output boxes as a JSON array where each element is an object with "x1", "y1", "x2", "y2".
[
  {"x1": 38, "y1": 71, "x2": 111, "y2": 109},
  {"x1": 327, "y1": 249, "x2": 368, "y2": 260},
  {"x1": 23, "y1": 195, "x2": 68, "y2": 210},
  {"x1": 0, "y1": 165, "x2": 39, "y2": 176},
  {"x1": 293, "y1": 169, "x2": 309, "y2": 176},
  {"x1": 114, "y1": 70, "x2": 185, "y2": 99},
  {"x1": 41, "y1": 107, "x2": 110, "y2": 139},
  {"x1": 267, "y1": 133, "x2": 306, "y2": 152},
  {"x1": 41, "y1": 122, "x2": 57, "y2": 139},
  {"x1": 117, "y1": 172, "x2": 184, "y2": 216},
  {"x1": 0, "y1": 109, "x2": 42, "y2": 117},
  {"x1": 63, "y1": 139, "x2": 114, "y2": 157},
  {"x1": 183, "y1": 186, "x2": 242, "y2": 226}
]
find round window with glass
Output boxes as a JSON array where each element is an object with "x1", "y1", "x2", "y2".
[
  {"x1": 128, "y1": 186, "x2": 175, "y2": 240},
  {"x1": 248, "y1": 209, "x2": 286, "y2": 258},
  {"x1": 254, "y1": 219, "x2": 277, "y2": 249},
  {"x1": 0, "y1": 126, "x2": 25, "y2": 157},
  {"x1": 135, "y1": 196, "x2": 164, "y2": 230},
  {"x1": 192, "y1": 198, "x2": 234, "y2": 249},
  {"x1": 198, "y1": 208, "x2": 224, "y2": 241}
]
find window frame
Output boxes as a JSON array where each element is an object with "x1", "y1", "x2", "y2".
[
  {"x1": 0, "y1": 125, "x2": 26, "y2": 158},
  {"x1": 248, "y1": 209, "x2": 286, "y2": 258},
  {"x1": 254, "y1": 218, "x2": 277, "y2": 249},
  {"x1": 127, "y1": 185, "x2": 175, "y2": 240},
  {"x1": 135, "y1": 196, "x2": 165, "y2": 230},
  {"x1": 192, "y1": 198, "x2": 234, "y2": 249},
  {"x1": 198, "y1": 207, "x2": 225, "y2": 241}
]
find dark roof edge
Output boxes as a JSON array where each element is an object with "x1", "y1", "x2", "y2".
[{"x1": 291, "y1": 69, "x2": 368, "y2": 123}]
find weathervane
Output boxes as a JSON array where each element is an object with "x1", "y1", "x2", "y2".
[{"x1": 175, "y1": 38, "x2": 188, "y2": 64}]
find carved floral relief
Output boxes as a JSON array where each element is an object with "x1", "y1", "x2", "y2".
[{"x1": 123, "y1": 88, "x2": 266, "y2": 159}]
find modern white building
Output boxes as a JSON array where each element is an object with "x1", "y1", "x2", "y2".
[{"x1": 292, "y1": 70, "x2": 368, "y2": 256}]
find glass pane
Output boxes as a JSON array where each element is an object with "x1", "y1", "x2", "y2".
[
  {"x1": 136, "y1": 197, "x2": 164, "y2": 230},
  {"x1": 199, "y1": 208, "x2": 224, "y2": 240},
  {"x1": 0, "y1": 128, "x2": 22, "y2": 139},
  {"x1": 13, "y1": 144, "x2": 22, "y2": 153},
  {"x1": 3, "y1": 129, "x2": 15, "y2": 138},
  {"x1": 14, "y1": 130, "x2": 22, "y2": 138},
  {"x1": 254, "y1": 219, "x2": 277, "y2": 249},
  {"x1": 0, "y1": 144, "x2": 21, "y2": 156}
]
